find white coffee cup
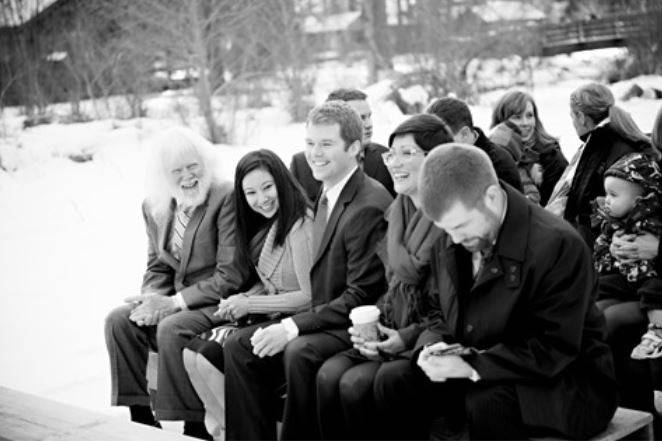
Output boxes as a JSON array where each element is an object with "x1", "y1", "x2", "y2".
[{"x1": 349, "y1": 305, "x2": 381, "y2": 342}]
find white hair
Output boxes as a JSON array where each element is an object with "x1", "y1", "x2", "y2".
[{"x1": 144, "y1": 126, "x2": 222, "y2": 220}]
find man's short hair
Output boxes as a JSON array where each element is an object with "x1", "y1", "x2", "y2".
[
  {"x1": 388, "y1": 114, "x2": 454, "y2": 152},
  {"x1": 307, "y1": 100, "x2": 363, "y2": 149},
  {"x1": 419, "y1": 143, "x2": 498, "y2": 221},
  {"x1": 426, "y1": 97, "x2": 474, "y2": 134},
  {"x1": 326, "y1": 88, "x2": 367, "y2": 102}
]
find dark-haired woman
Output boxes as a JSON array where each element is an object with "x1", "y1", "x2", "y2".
[
  {"x1": 316, "y1": 114, "x2": 452, "y2": 440},
  {"x1": 183, "y1": 149, "x2": 313, "y2": 440},
  {"x1": 490, "y1": 90, "x2": 568, "y2": 206}
]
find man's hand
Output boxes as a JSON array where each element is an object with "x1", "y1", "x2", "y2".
[
  {"x1": 611, "y1": 231, "x2": 660, "y2": 262},
  {"x1": 216, "y1": 294, "x2": 250, "y2": 321},
  {"x1": 125, "y1": 293, "x2": 179, "y2": 326},
  {"x1": 417, "y1": 350, "x2": 474, "y2": 382},
  {"x1": 360, "y1": 323, "x2": 405, "y2": 358},
  {"x1": 250, "y1": 323, "x2": 289, "y2": 358}
]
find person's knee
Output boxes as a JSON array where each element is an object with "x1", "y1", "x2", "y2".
[
  {"x1": 373, "y1": 360, "x2": 412, "y2": 402},
  {"x1": 104, "y1": 304, "x2": 134, "y2": 338},
  {"x1": 155, "y1": 313, "x2": 185, "y2": 349},
  {"x1": 464, "y1": 384, "x2": 513, "y2": 423},
  {"x1": 316, "y1": 358, "x2": 344, "y2": 397},
  {"x1": 223, "y1": 329, "x2": 251, "y2": 364},
  {"x1": 283, "y1": 337, "x2": 314, "y2": 370},
  {"x1": 339, "y1": 368, "x2": 372, "y2": 405}
]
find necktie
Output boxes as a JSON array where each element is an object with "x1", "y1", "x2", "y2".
[
  {"x1": 312, "y1": 193, "x2": 328, "y2": 255},
  {"x1": 171, "y1": 206, "x2": 192, "y2": 260}
]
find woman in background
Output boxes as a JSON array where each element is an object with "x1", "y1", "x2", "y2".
[{"x1": 490, "y1": 90, "x2": 568, "y2": 206}]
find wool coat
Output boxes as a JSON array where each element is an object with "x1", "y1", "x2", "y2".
[{"x1": 419, "y1": 184, "x2": 618, "y2": 438}]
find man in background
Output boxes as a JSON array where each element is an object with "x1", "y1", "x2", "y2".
[
  {"x1": 427, "y1": 97, "x2": 523, "y2": 192},
  {"x1": 291, "y1": 88, "x2": 395, "y2": 200}
]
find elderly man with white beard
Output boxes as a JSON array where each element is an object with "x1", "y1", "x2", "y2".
[{"x1": 104, "y1": 127, "x2": 247, "y2": 440}]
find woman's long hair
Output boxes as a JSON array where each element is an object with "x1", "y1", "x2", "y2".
[
  {"x1": 144, "y1": 126, "x2": 221, "y2": 221},
  {"x1": 570, "y1": 83, "x2": 651, "y2": 145},
  {"x1": 490, "y1": 90, "x2": 558, "y2": 146},
  {"x1": 233, "y1": 149, "x2": 310, "y2": 263}
]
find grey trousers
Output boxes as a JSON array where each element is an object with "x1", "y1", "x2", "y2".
[{"x1": 104, "y1": 303, "x2": 220, "y2": 421}]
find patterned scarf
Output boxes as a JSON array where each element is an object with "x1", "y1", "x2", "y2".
[{"x1": 378, "y1": 195, "x2": 443, "y2": 329}]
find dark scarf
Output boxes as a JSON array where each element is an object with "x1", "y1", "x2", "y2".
[{"x1": 378, "y1": 195, "x2": 443, "y2": 329}]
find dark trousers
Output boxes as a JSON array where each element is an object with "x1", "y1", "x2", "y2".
[
  {"x1": 371, "y1": 358, "x2": 603, "y2": 440},
  {"x1": 597, "y1": 274, "x2": 657, "y2": 414},
  {"x1": 104, "y1": 303, "x2": 220, "y2": 421},
  {"x1": 223, "y1": 322, "x2": 351, "y2": 440},
  {"x1": 317, "y1": 349, "x2": 430, "y2": 440}
]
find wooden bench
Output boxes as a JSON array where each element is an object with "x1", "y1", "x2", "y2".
[
  {"x1": 147, "y1": 353, "x2": 655, "y2": 441},
  {"x1": 533, "y1": 407, "x2": 654, "y2": 441},
  {"x1": 0, "y1": 386, "x2": 190, "y2": 440}
]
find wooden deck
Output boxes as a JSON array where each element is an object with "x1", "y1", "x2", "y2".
[{"x1": 0, "y1": 386, "x2": 190, "y2": 441}]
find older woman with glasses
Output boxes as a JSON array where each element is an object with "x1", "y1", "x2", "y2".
[{"x1": 316, "y1": 114, "x2": 454, "y2": 440}]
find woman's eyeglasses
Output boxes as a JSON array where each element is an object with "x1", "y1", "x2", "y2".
[{"x1": 381, "y1": 147, "x2": 425, "y2": 164}]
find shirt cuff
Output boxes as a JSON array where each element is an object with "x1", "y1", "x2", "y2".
[
  {"x1": 173, "y1": 292, "x2": 188, "y2": 311},
  {"x1": 281, "y1": 317, "x2": 299, "y2": 341},
  {"x1": 469, "y1": 368, "x2": 481, "y2": 382}
]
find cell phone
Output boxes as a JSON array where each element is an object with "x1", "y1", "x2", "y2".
[{"x1": 426, "y1": 342, "x2": 474, "y2": 357}]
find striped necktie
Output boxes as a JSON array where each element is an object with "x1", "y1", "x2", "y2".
[
  {"x1": 312, "y1": 193, "x2": 328, "y2": 255},
  {"x1": 171, "y1": 206, "x2": 192, "y2": 260}
]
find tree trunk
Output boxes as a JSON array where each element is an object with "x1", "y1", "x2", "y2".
[
  {"x1": 363, "y1": 0, "x2": 391, "y2": 84},
  {"x1": 189, "y1": 0, "x2": 223, "y2": 143}
]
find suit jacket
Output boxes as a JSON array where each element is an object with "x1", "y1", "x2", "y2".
[
  {"x1": 291, "y1": 169, "x2": 393, "y2": 333},
  {"x1": 290, "y1": 142, "x2": 396, "y2": 202},
  {"x1": 141, "y1": 182, "x2": 247, "y2": 308},
  {"x1": 420, "y1": 184, "x2": 617, "y2": 438}
]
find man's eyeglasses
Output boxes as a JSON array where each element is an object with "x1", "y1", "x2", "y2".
[{"x1": 381, "y1": 147, "x2": 425, "y2": 164}]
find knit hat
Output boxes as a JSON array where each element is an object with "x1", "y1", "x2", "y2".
[{"x1": 604, "y1": 153, "x2": 662, "y2": 195}]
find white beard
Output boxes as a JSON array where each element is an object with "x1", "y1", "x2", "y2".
[{"x1": 173, "y1": 174, "x2": 212, "y2": 209}]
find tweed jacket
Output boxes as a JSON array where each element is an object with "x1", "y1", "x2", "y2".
[{"x1": 141, "y1": 182, "x2": 246, "y2": 308}]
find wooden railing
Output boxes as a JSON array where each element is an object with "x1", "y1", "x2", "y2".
[{"x1": 542, "y1": 12, "x2": 648, "y2": 55}]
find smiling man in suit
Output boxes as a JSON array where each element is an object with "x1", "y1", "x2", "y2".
[
  {"x1": 290, "y1": 88, "x2": 395, "y2": 200},
  {"x1": 223, "y1": 101, "x2": 393, "y2": 440},
  {"x1": 104, "y1": 127, "x2": 246, "y2": 439}
]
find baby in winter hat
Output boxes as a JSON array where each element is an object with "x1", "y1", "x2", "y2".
[{"x1": 593, "y1": 152, "x2": 662, "y2": 359}]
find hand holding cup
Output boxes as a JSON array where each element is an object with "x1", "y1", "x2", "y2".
[{"x1": 349, "y1": 305, "x2": 381, "y2": 343}]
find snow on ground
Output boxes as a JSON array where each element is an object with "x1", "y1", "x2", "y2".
[{"x1": 0, "y1": 55, "x2": 661, "y2": 431}]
